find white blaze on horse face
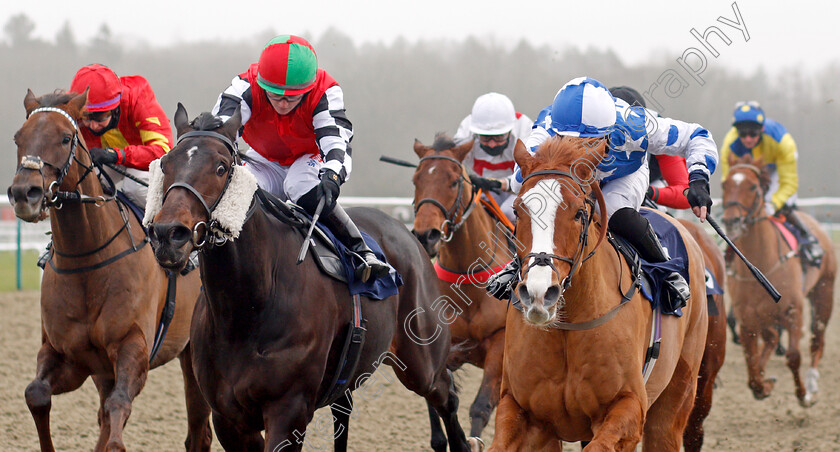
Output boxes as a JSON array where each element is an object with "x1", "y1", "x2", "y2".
[
  {"x1": 731, "y1": 173, "x2": 746, "y2": 185},
  {"x1": 523, "y1": 179, "x2": 562, "y2": 300},
  {"x1": 186, "y1": 145, "x2": 198, "y2": 162},
  {"x1": 428, "y1": 165, "x2": 436, "y2": 174}
]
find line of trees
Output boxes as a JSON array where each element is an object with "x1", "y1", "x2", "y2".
[{"x1": 2, "y1": 14, "x2": 838, "y2": 200}]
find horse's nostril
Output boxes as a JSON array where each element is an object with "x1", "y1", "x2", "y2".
[
  {"x1": 26, "y1": 186, "x2": 43, "y2": 202},
  {"x1": 544, "y1": 285, "x2": 562, "y2": 306},
  {"x1": 426, "y1": 229, "x2": 441, "y2": 243},
  {"x1": 517, "y1": 283, "x2": 531, "y2": 305},
  {"x1": 170, "y1": 225, "x2": 192, "y2": 245}
]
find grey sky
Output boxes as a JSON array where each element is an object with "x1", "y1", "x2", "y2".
[{"x1": 2, "y1": 0, "x2": 837, "y2": 78}]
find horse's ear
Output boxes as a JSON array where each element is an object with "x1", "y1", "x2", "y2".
[
  {"x1": 173, "y1": 102, "x2": 190, "y2": 136},
  {"x1": 452, "y1": 139, "x2": 474, "y2": 162},
  {"x1": 65, "y1": 89, "x2": 88, "y2": 118},
  {"x1": 413, "y1": 139, "x2": 430, "y2": 158},
  {"x1": 513, "y1": 139, "x2": 534, "y2": 176},
  {"x1": 752, "y1": 155, "x2": 764, "y2": 168},
  {"x1": 219, "y1": 106, "x2": 242, "y2": 140},
  {"x1": 727, "y1": 151, "x2": 739, "y2": 167},
  {"x1": 24, "y1": 89, "x2": 40, "y2": 115}
]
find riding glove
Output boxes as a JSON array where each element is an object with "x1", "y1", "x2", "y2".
[
  {"x1": 470, "y1": 175, "x2": 506, "y2": 194},
  {"x1": 684, "y1": 178, "x2": 712, "y2": 210},
  {"x1": 90, "y1": 147, "x2": 119, "y2": 165},
  {"x1": 317, "y1": 169, "x2": 341, "y2": 215}
]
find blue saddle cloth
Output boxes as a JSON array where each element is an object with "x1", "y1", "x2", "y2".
[
  {"x1": 116, "y1": 191, "x2": 148, "y2": 235},
  {"x1": 635, "y1": 210, "x2": 691, "y2": 316},
  {"x1": 317, "y1": 225, "x2": 403, "y2": 301}
]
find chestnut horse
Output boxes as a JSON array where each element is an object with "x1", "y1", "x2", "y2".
[
  {"x1": 488, "y1": 137, "x2": 708, "y2": 451},
  {"x1": 411, "y1": 134, "x2": 516, "y2": 439},
  {"x1": 147, "y1": 105, "x2": 480, "y2": 452},
  {"x1": 678, "y1": 219, "x2": 727, "y2": 452},
  {"x1": 7, "y1": 90, "x2": 209, "y2": 451},
  {"x1": 721, "y1": 153, "x2": 835, "y2": 406}
]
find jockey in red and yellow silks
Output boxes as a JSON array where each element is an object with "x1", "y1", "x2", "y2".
[
  {"x1": 70, "y1": 64, "x2": 172, "y2": 208},
  {"x1": 71, "y1": 64, "x2": 172, "y2": 171}
]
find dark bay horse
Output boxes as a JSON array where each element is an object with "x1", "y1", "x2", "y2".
[
  {"x1": 7, "y1": 90, "x2": 209, "y2": 451},
  {"x1": 411, "y1": 134, "x2": 515, "y2": 439},
  {"x1": 147, "y1": 105, "x2": 480, "y2": 452},
  {"x1": 678, "y1": 219, "x2": 727, "y2": 452},
  {"x1": 488, "y1": 137, "x2": 708, "y2": 451},
  {"x1": 722, "y1": 153, "x2": 835, "y2": 406}
]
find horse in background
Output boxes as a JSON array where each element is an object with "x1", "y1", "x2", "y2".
[
  {"x1": 411, "y1": 134, "x2": 515, "y2": 440},
  {"x1": 7, "y1": 90, "x2": 209, "y2": 451},
  {"x1": 488, "y1": 136, "x2": 708, "y2": 451},
  {"x1": 147, "y1": 105, "x2": 481, "y2": 452},
  {"x1": 678, "y1": 219, "x2": 727, "y2": 452},
  {"x1": 722, "y1": 153, "x2": 835, "y2": 406}
]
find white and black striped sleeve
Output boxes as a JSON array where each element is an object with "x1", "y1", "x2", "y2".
[
  {"x1": 211, "y1": 75, "x2": 253, "y2": 130},
  {"x1": 313, "y1": 84, "x2": 353, "y2": 183}
]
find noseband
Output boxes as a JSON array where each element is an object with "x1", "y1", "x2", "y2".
[
  {"x1": 17, "y1": 107, "x2": 104, "y2": 208},
  {"x1": 413, "y1": 154, "x2": 477, "y2": 242},
  {"x1": 161, "y1": 130, "x2": 245, "y2": 248},
  {"x1": 519, "y1": 169, "x2": 608, "y2": 291},
  {"x1": 722, "y1": 163, "x2": 765, "y2": 229}
]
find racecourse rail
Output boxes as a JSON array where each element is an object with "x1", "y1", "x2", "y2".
[{"x1": 3, "y1": 194, "x2": 840, "y2": 289}]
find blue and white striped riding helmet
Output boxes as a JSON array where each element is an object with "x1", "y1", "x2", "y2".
[{"x1": 550, "y1": 77, "x2": 617, "y2": 137}]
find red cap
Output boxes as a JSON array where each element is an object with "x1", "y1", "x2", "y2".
[{"x1": 70, "y1": 64, "x2": 122, "y2": 112}]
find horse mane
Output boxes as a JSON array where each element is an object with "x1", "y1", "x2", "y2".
[
  {"x1": 530, "y1": 135, "x2": 605, "y2": 172},
  {"x1": 432, "y1": 132, "x2": 456, "y2": 152},
  {"x1": 40, "y1": 90, "x2": 76, "y2": 107},
  {"x1": 190, "y1": 112, "x2": 224, "y2": 131}
]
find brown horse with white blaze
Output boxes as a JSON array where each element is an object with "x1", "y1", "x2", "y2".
[
  {"x1": 411, "y1": 134, "x2": 515, "y2": 441},
  {"x1": 722, "y1": 153, "x2": 835, "y2": 406},
  {"x1": 7, "y1": 90, "x2": 210, "y2": 452},
  {"x1": 488, "y1": 136, "x2": 708, "y2": 451}
]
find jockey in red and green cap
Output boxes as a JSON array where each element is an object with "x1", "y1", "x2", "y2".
[{"x1": 212, "y1": 34, "x2": 389, "y2": 282}]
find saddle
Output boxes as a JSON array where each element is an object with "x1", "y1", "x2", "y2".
[
  {"x1": 255, "y1": 189, "x2": 402, "y2": 301},
  {"x1": 611, "y1": 210, "x2": 691, "y2": 317},
  {"x1": 255, "y1": 189, "x2": 347, "y2": 282}
]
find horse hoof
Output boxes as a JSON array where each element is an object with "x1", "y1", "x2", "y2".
[
  {"x1": 468, "y1": 436, "x2": 485, "y2": 452},
  {"x1": 801, "y1": 392, "x2": 818, "y2": 407}
]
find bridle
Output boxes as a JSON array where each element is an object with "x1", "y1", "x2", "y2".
[
  {"x1": 161, "y1": 130, "x2": 249, "y2": 249},
  {"x1": 17, "y1": 106, "x2": 107, "y2": 209},
  {"x1": 722, "y1": 163, "x2": 766, "y2": 229},
  {"x1": 413, "y1": 154, "x2": 478, "y2": 242},
  {"x1": 518, "y1": 169, "x2": 608, "y2": 291}
]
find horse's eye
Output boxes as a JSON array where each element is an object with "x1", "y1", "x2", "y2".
[
  {"x1": 574, "y1": 209, "x2": 586, "y2": 221},
  {"x1": 450, "y1": 180, "x2": 458, "y2": 188},
  {"x1": 216, "y1": 164, "x2": 227, "y2": 176},
  {"x1": 750, "y1": 185, "x2": 757, "y2": 192},
  {"x1": 62, "y1": 136, "x2": 71, "y2": 145}
]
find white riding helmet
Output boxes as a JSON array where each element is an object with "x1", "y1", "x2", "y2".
[{"x1": 469, "y1": 93, "x2": 516, "y2": 135}]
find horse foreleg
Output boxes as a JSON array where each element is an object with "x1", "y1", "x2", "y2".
[
  {"x1": 178, "y1": 346, "x2": 212, "y2": 451},
  {"x1": 803, "y1": 276, "x2": 834, "y2": 405},
  {"x1": 92, "y1": 375, "x2": 115, "y2": 452},
  {"x1": 469, "y1": 331, "x2": 505, "y2": 438},
  {"x1": 331, "y1": 391, "x2": 352, "y2": 452},
  {"x1": 25, "y1": 343, "x2": 89, "y2": 452},
  {"x1": 488, "y1": 393, "x2": 561, "y2": 452},
  {"x1": 263, "y1": 395, "x2": 312, "y2": 452},
  {"x1": 101, "y1": 331, "x2": 149, "y2": 452},
  {"x1": 212, "y1": 411, "x2": 264, "y2": 452},
  {"x1": 740, "y1": 327, "x2": 774, "y2": 399},
  {"x1": 426, "y1": 401, "x2": 447, "y2": 452},
  {"x1": 587, "y1": 395, "x2": 644, "y2": 452}
]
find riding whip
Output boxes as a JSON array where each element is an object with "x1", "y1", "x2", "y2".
[
  {"x1": 379, "y1": 155, "x2": 417, "y2": 168},
  {"x1": 104, "y1": 163, "x2": 150, "y2": 187},
  {"x1": 707, "y1": 213, "x2": 782, "y2": 303},
  {"x1": 297, "y1": 196, "x2": 326, "y2": 264}
]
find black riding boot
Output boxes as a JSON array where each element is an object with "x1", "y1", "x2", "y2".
[
  {"x1": 321, "y1": 204, "x2": 390, "y2": 282},
  {"x1": 609, "y1": 207, "x2": 690, "y2": 306},
  {"x1": 486, "y1": 256, "x2": 521, "y2": 300},
  {"x1": 783, "y1": 208, "x2": 823, "y2": 267}
]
